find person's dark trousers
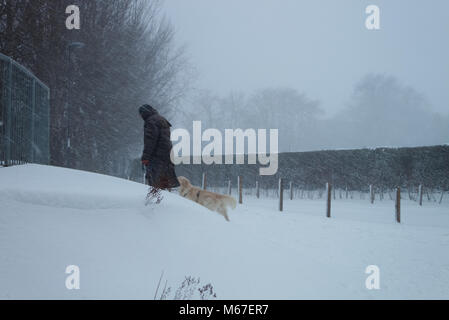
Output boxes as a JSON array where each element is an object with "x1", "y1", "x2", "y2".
[
  {"x1": 144, "y1": 162, "x2": 173, "y2": 191},
  {"x1": 145, "y1": 164, "x2": 158, "y2": 187}
]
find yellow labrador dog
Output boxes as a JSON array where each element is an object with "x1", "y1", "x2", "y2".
[{"x1": 177, "y1": 176, "x2": 237, "y2": 221}]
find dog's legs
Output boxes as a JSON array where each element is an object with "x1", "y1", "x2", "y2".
[{"x1": 217, "y1": 206, "x2": 230, "y2": 222}]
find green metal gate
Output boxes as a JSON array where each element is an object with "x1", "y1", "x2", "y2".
[{"x1": 0, "y1": 53, "x2": 50, "y2": 166}]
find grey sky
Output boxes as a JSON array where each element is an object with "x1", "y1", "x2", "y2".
[{"x1": 162, "y1": 0, "x2": 449, "y2": 117}]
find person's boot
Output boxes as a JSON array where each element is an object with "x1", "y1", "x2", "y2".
[{"x1": 145, "y1": 186, "x2": 164, "y2": 205}]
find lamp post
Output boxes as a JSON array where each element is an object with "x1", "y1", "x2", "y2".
[{"x1": 65, "y1": 41, "x2": 85, "y2": 168}]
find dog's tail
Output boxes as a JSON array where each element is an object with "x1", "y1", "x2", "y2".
[{"x1": 224, "y1": 195, "x2": 237, "y2": 209}]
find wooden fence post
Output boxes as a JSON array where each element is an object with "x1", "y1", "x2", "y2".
[
  {"x1": 202, "y1": 173, "x2": 207, "y2": 190},
  {"x1": 345, "y1": 187, "x2": 348, "y2": 199},
  {"x1": 395, "y1": 187, "x2": 401, "y2": 223},
  {"x1": 418, "y1": 184, "x2": 423, "y2": 206},
  {"x1": 370, "y1": 185, "x2": 374, "y2": 204},
  {"x1": 326, "y1": 182, "x2": 331, "y2": 218},
  {"x1": 227, "y1": 180, "x2": 231, "y2": 195},
  {"x1": 279, "y1": 178, "x2": 284, "y2": 212},
  {"x1": 238, "y1": 176, "x2": 243, "y2": 204},
  {"x1": 256, "y1": 181, "x2": 260, "y2": 199},
  {"x1": 289, "y1": 181, "x2": 293, "y2": 200}
]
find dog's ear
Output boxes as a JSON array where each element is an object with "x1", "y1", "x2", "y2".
[{"x1": 178, "y1": 176, "x2": 188, "y2": 187}]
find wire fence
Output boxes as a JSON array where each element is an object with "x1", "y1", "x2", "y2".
[{"x1": 0, "y1": 53, "x2": 50, "y2": 166}]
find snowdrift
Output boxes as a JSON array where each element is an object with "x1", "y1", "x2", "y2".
[{"x1": 1, "y1": 164, "x2": 448, "y2": 299}]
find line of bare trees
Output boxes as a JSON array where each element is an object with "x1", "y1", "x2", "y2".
[
  {"x1": 175, "y1": 74, "x2": 449, "y2": 154},
  {"x1": 0, "y1": 0, "x2": 189, "y2": 175}
]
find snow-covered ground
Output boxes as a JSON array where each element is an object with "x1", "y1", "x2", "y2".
[{"x1": 1, "y1": 164, "x2": 448, "y2": 299}]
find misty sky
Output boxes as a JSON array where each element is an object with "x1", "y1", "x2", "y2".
[{"x1": 162, "y1": 0, "x2": 449, "y2": 117}]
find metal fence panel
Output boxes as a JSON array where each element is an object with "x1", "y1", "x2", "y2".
[{"x1": 0, "y1": 53, "x2": 50, "y2": 166}]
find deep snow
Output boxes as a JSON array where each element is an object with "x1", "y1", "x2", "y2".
[{"x1": 1, "y1": 164, "x2": 448, "y2": 299}]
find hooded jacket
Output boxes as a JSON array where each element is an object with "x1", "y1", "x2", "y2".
[
  {"x1": 139, "y1": 105, "x2": 173, "y2": 162},
  {"x1": 139, "y1": 104, "x2": 179, "y2": 189}
]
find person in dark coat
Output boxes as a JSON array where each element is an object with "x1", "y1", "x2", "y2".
[{"x1": 139, "y1": 104, "x2": 180, "y2": 190}]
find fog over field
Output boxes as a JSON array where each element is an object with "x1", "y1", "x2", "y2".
[{"x1": 163, "y1": 0, "x2": 449, "y2": 152}]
